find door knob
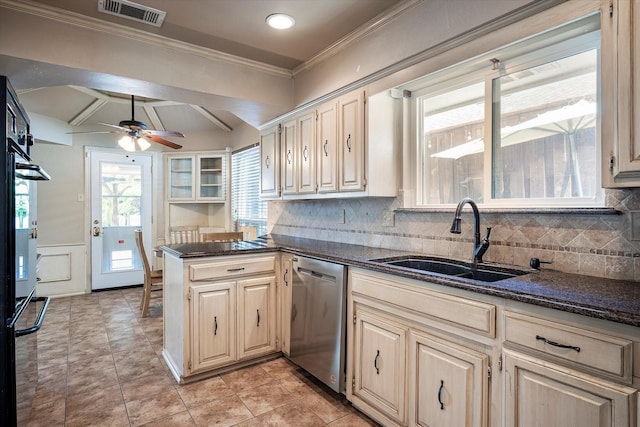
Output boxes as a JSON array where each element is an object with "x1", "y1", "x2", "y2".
[{"x1": 92, "y1": 226, "x2": 102, "y2": 237}]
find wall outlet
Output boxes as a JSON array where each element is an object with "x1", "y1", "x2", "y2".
[{"x1": 381, "y1": 210, "x2": 395, "y2": 227}]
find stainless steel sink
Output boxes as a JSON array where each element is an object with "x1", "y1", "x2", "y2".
[{"x1": 373, "y1": 256, "x2": 526, "y2": 283}]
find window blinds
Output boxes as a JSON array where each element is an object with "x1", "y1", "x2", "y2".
[{"x1": 232, "y1": 144, "x2": 267, "y2": 237}]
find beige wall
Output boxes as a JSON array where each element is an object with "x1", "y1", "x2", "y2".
[{"x1": 32, "y1": 128, "x2": 232, "y2": 247}]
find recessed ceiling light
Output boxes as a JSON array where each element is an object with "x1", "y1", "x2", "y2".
[{"x1": 266, "y1": 13, "x2": 295, "y2": 30}]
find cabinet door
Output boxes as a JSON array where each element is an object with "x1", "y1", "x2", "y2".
[
  {"x1": 281, "y1": 119, "x2": 298, "y2": 195},
  {"x1": 353, "y1": 307, "x2": 407, "y2": 425},
  {"x1": 196, "y1": 154, "x2": 225, "y2": 200},
  {"x1": 409, "y1": 331, "x2": 488, "y2": 427},
  {"x1": 338, "y1": 91, "x2": 365, "y2": 192},
  {"x1": 237, "y1": 276, "x2": 277, "y2": 359},
  {"x1": 280, "y1": 255, "x2": 293, "y2": 356},
  {"x1": 298, "y1": 111, "x2": 316, "y2": 194},
  {"x1": 260, "y1": 125, "x2": 280, "y2": 197},
  {"x1": 317, "y1": 101, "x2": 338, "y2": 193},
  {"x1": 190, "y1": 282, "x2": 236, "y2": 373},
  {"x1": 168, "y1": 155, "x2": 195, "y2": 200},
  {"x1": 602, "y1": 0, "x2": 640, "y2": 187},
  {"x1": 504, "y1": 350, "x2": 637, "y2": 427}
]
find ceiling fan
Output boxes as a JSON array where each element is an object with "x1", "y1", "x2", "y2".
[{"x1": 69, "y1": 94, "x2": 184, "y2": 150}]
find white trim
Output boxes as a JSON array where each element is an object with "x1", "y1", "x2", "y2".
[
  {"x1": 0, "y1": 0, "x2": 291, "y2": 78},
  {"x1": 292, "y1": 0, "x2": 423, "y2": 76}
]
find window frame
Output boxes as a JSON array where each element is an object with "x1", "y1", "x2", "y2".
[{"x1": 406, "y1": 13, "x2": 604, "y2": 209}]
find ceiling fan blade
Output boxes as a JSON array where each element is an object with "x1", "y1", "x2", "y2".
[
  {"x1": 98, "y1": 122, "x2": 130, "y2": 132},
  {"x1": 65, "y1": 130, "x2": 120, "y2": 135},
  {"x1": 141, "y1": 134, "x2": 183, "y2": 150},
  {"x1": 144, "y1": 129, "x2": 185, "y2": 138}
]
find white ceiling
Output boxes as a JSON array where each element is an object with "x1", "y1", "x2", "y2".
[{"x1": 5, "y1": 0, "x2": 401, "y2": 139}]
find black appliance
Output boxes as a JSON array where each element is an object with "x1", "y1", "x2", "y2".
[{"x1": 2, "y1": 76, "x2": 51, "y2": 426}]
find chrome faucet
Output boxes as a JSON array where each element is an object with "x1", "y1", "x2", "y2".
[{"x1": 450, "y1": 197, "x2": 491, "y2": 264}]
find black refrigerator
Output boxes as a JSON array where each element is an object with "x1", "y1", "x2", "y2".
[{"x1": 1, "y1": 76, "x2": 51, "y2": 425}]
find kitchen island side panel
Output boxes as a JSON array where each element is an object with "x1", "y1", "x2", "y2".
[{"x1": 163, "y1": 252, "x2": 186, "y2": 379}]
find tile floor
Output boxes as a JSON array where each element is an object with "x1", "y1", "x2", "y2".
[{"x1": 26, "y1": 287, "x2": 378, "y2": 426}]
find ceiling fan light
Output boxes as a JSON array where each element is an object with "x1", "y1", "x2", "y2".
[
  {"x1": 266, "y1": 13, "x2": 295, "y2": 30},
  {"x1": 118, "y1": 135, "x2": 136, "y2": 152},
  {"x1": 137, "y1": 138, "x2": 151, "y2": 151}
]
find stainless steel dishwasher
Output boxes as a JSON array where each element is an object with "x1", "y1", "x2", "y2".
[{"x1": 288, "y1": 256, "x2": 346, "y2": 394}]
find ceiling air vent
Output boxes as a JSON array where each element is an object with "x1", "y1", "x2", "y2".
[{"x1": 98, "y1": 0, "x2": 166, "y2": 27}]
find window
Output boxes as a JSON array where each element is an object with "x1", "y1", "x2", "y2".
[
  {"x1": 232, "y1": 144, "x2": 267, "y2": 237},
  {"x1": 410, "y1": 14, "x2": 602, "y2": 208}
]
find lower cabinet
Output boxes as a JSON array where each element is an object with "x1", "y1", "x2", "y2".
[
  {"x1": 347, "y1": 267, "x2": 639, "y2": 427},
  {"x1": 280, "y1": 254, "x2": 293, "y2": 356},
  {"x1": 237, "y1": 276, "x2": 277, "y2": 360},
  {"x1": 189, "y1": 274, "x2": 276, "y2": 375},
  {"x1": 409, "y1": 331, "x2": 488, "y2": 427},
  {"x1": 503, "y1": 350, "x2": 637, "y2": 427},
  {"x1": 348, "y1": 270, "x2": 491, "y2": 427},
  {"x1": 191, "y1": 281, "x2": 236, "y2": 372},
  {"x1": 352, "y1": 305, "x2": 407, "y2": 426}
]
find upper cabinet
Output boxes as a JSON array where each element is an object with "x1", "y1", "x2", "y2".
[
  {"x1": 164, "y1": 150, "x2": 231, "y2": 244},
  {"x1": 260, "y1": 88, "x2": 400, "y2": 200},
  {"x1": 167, "y1": 153, "x2": 226, "y2": 202},
  {"x1": 260, "y1": 125, "x2": 280, "y2": 198},
  {"x1": 602, "y1": 0, "x2": 640, "y2": 187}
]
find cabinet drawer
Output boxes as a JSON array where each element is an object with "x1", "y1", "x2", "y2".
[
  {"x1": 190, "y1": 256, "x2": 275, "y2": 281},
  {"x1": 504, "y1": 311, "x2": 633, "y2": 380},
  {"x1": 351, "y1": 270, "x2": 495, "y2": 337}
]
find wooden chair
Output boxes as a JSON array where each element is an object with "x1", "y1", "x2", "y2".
[
  {"x1": 134, "y1": 229, "x2": 163, "y2": 318},
  {"x1": 201, "y1": 231, "x2": 244, "y2": 242}
]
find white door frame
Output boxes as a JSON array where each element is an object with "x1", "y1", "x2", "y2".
[{"x1": 84, "y1": 147, "x2": 155, "y2": 291}]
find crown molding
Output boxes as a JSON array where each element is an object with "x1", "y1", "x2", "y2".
[
  {"x1": 0, "y1": 0, "x2": 293, "y2": 79},
  {"x1": 293, "y1": 0, "x2": 423, "y2": 76}
]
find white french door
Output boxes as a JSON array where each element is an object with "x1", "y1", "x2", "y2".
[{"x1": 89, "y1": 150, "x2": 152, "y2": 290}]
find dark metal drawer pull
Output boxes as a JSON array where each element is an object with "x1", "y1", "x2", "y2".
[
  {"x1": 227, "y1": 267, "x2": 245, "y2": 272},
  {"x1": 257, "y1": 309, "x2": 260, "y2": 327},
  {"x1": 374, "y1": 350, "x2": 380, "y2": 374},
  {"x1": 214, "y1": 316, "x2": 218, "y2": 335},
  {"x1": 536, "y1": 335, "x2": 580, "y2": 352}
]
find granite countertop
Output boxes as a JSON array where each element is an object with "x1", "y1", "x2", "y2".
[{"x1": 161, "y1": 234, "x2": 640, "y2": 327}]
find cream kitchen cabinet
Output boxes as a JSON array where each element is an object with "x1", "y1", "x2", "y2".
[
  {"x1": 352, "y1": 304, "x2": 407, "y2": 426},
  {"x1": 502, "y1": 309, "x2": 638, "y2": 427},
  {"x1": 281, "y1": 112, "x2": 316, "y2": 196},
  {"x1": 237, "y1": 276, "x2": 277, "y2": 360},
  {"x1": 190, "y1": 281, "x2": 236, "y2": 372},
  {"x1": 166, "y1": 152, "x2": 227, "y2": 201},
  {"x1": 409, "y1": 331, "x2": 488, "y2": 427},
  {"x1": 316, "y1": 100, "x2": 338, "y2": 193},
  {"x1": 164, "y1": 150, "x2": 230, "y2": 243},
  {"x1": 348, "y1": 268, "x2": 493, "y2": 427},
  {"x1": 602, "y1": 0, "x2": 640, "y2": 187},
  {"x1": 260, "y1": 125, "x2": 280, "y2": 198},
  {"x1": 259, "y1": 87, "x2": 399, "y2": 200},
  {"x1": 503, "y1": 349, "x2": 637, "y2": 427},
  {"x1": 163, "y1": 252, "x2": 278, "y2": 383},
  {"x1": 338, "y1": 90, "x2": 365, "y2": 192}
]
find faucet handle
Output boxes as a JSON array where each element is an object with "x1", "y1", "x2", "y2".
[{"x1": 484, "y1": 227, "x2": 492, "y2": 241}]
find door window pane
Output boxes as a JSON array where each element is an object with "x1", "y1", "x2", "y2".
[
  {"x1": 101, "y1": 162, "x2": 143, "y2": 227},
  {"x1": 420, "y1": 81, "x2": 485, "y2": 204},
  {"x1": 491, "y1": 49, "x2": 598, "y2": 200}
]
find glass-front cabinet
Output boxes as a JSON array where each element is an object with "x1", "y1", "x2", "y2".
[
  {"x1": 164, "y1": 150, "x2": 231, "y2": 244},
  {"x1": 168, "y1": 153, "x2": 226, "y2": 201},
  {"x1": 198, "y1": 155, "x2": 225, "y2": 200}
]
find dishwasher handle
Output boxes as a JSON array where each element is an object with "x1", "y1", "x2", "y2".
[{"x1": 297, "y1": 266, "x2": 335, "y2": 281}]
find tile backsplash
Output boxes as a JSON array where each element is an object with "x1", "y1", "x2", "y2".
[{"x1": 268, "y1": 189, "x2": 640, "y2": 282}]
